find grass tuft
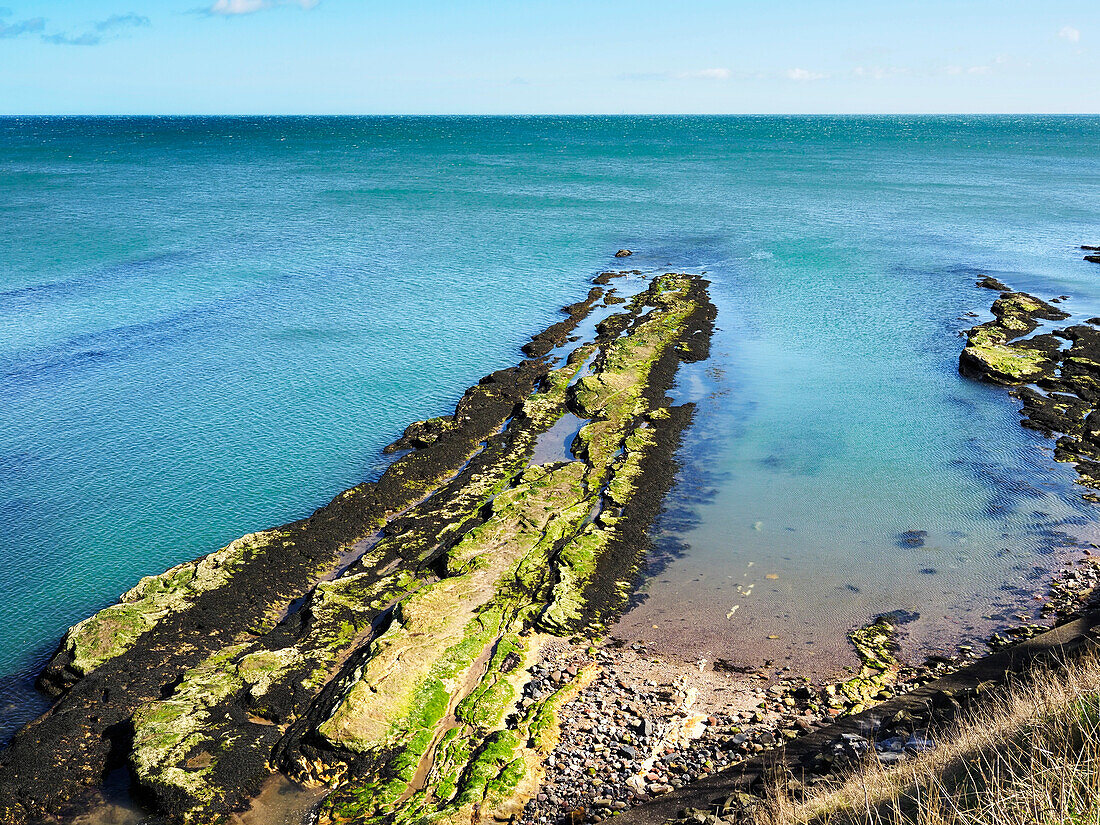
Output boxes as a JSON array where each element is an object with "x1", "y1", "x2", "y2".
[{"x1": 756, "y1": 649, "x2": 1100, "y2": 825}]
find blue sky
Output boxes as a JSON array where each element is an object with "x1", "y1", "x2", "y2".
[{"x1": 0, "y1": 0, "x2": 1097, "y2": 114}]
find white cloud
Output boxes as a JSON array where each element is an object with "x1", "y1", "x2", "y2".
[
  {"x1": 968, "y1": 65, "x2": 991, "y2": 75},
  {"x1": 210, "y1": 0, "x2": 265, "y2": 13},
  {"x1": 1059, "y1": 25, "x2": 1081, "y2": 43},
  {"x1": 677, "y1": 67, "x2": 732, "y2": 80},
  {"x1": 208, "y1": 0, "x2": 317, "y2": 15},
  {"x1": 786, "y1": 68, "x2": 827, "y2": 81}
]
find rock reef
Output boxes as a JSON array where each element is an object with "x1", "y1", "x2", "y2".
[
  {"x1": 0, "y1": 270, "x2": 715, "y2": 825},
  {"x1": 959, "y1": 278, "x2": 1100, "y2": 498},
  {"x1": 958, "y1": 289, "x2": 1068, "y2": 385}
]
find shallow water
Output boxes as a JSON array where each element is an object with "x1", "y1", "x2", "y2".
[
  {"x1": 529, "y1": 412, "x2": 588, "y2": 466},
  {"x1": 2, "y1": 116, "x2": 1100, "y2": 740}
]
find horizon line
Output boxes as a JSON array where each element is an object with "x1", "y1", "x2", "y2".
[{"x1": 3, "y1": 111, "x2": 1100, "y2": 118}]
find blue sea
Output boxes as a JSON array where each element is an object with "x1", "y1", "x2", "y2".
[{"x1": 2, "y1": 116, "x2": 1099, "y2": 742}]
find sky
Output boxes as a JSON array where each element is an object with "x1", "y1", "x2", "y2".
[{"x1": 0, "y1": 0, "x2": 1097, "y2": 114}]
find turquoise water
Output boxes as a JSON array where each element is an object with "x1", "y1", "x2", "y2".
[{"x1": 2, "y1": 116, "x2": 1099, "y2": 739}]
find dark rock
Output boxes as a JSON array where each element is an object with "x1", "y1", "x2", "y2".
[
  {"x1": 614, "y1": 249, "x2": 633, "y2": 258},
  {"x1": 959, "y1": 290, "x2": 1068, "y2": 386},
  {"x1": 898, "y1": 530, "x2": 928, "y2": 548},
  {"x1": 878, "y1": 736, "x2": 907, "y2": 753},
  {"x1": 976, "y1": 276, "x2": 1010, "y2": 291},
  {"x1": 521, "y1": 287, "x2": 605, "y2": 358},
  {"x1": 906, "y1": 734, "x2": 934, "y2": 752}
]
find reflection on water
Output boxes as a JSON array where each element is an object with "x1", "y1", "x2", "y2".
[
  {"x1": 72, "y1": 773, "x2": 327, "y2": 825},
  {"x1": 232, "y1": 775, "x2": 328, "y2": 825},
  {"x1": 614, "y1": 259, "x2": 1100, "y2": 676},
  {"x1": 529, "y1": 412, "x2": 588, "y2": 466}
]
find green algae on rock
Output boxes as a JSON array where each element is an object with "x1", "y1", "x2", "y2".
[
  {"x1": 0, "y1": 269, "x2": 715, "y2": 825},
  {"x1": 828, "y1": 614, "x2": 906, "y2": 713},
  {"x1": 959, "y1": 290, "x2": 1068, "y2": 386},
  {"x1": 960, "y1": 281, "x2": 1100, "y2": 500},
  {"x1": 292, "y1": 273, "x2": 715, "y2": 825},
  {"x1": 48, "y1": 530, "x2": 286, "y2": 690},
  {"x1": 808, "y1": 615, "x2": 907, "y2": 717}
]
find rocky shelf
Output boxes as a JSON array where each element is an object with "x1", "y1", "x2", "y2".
[
  {"x1": 0, "y1": 270, "x2": 716, "y2": 825},
  {"x1": 959, "y1": 276, "x2": 1100, "y2": 498},
  {"x1": 8, "y1": 267, "x2": 1100, "y2": 825}
]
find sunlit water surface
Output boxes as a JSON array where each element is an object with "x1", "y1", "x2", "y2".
[{"x1": 3, "y1": 116, "x2": 1099, "y2": 742}]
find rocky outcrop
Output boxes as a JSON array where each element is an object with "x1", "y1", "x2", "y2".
[
  {"x1": 1, "y1": 347, "x2": 554, "y2": 824},
  {"x1": 960, "y1": 281, "x2": 1100, "y2": 499},
  {"x1": 0, "y1": 271, "x2": 715, "y2": 825},
  {"x1": 958, "y1": 288, "x2": 1068, "y2": 385},
  {"x1": 615, "y1": 250, "x2": 633, "y2": 258},
  {"x1": 521, "y1": 287, "x2": 607, "y2": 359},
  {"x1": 976, "y1": 275, "x2": 1010, "y2": 291}
]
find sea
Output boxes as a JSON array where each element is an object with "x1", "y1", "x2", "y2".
[{"x1": 2, "y1": 115, "x2": 1099, "y2": 743}]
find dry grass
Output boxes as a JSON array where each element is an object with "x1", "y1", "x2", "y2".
[{"x1": 758, "y1": 648, "x2": 1100, "y2": 825}]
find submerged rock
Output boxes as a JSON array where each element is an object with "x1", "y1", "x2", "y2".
[{"x1": 897, "y1": 530, "x2": 928, "y2": 548}]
